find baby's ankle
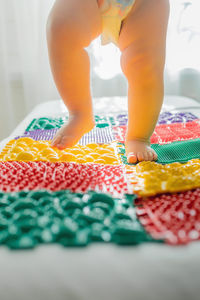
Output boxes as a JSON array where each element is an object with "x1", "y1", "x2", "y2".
[
  {"x1": 68, "y1": 111, "x2": 95, "y2": 130},
  {"x1": 125, "y1": 135, "x2": 150, "y2": 145},
  {"x1": 69, "y1": 110, "x2": 93, "y2": 119}
]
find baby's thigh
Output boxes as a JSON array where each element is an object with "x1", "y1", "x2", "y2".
[
  {"x1": 118, "y1": 0, "x2": 169, "y2": 74},
  {"x1": 47, "y1": 0, "x2": 102, "y2": 47},
  {"x1": 118, "y1": 0, "x2": 169, "y2": 53}
]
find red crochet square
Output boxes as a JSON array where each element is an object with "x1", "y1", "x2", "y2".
[
  {"x1": 136, "y1": 189, "x2": 200, "y2": 245},
  {"x1": 113, "y1": 120, "x2": 200, "y2": 144},
  {"x1": 0, "y1": 161, "x2": 128, "y2": 196}
]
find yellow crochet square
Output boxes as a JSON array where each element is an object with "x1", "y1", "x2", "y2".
[
  {"x1": 0, "y1": 138, "x2": 120, "y2": 165},
  {"x1": 126, "y1": 160, "x2": 200, "y2": 197}
]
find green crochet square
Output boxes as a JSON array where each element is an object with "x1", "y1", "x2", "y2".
[
  {"x1": 25, "y1": 115, "x2": 116, "y2": 132},
  {"x1": 0, "y1": 190, "x2": 158, "y2": 249},
  {"x1": 118, "y1": 139, "x2": 200, "y2": 164},
  {"x1": 95, "y1": 115, "x2": 116, "y2": 128},
  {"x1": 25, "y1": 117, "x2": 68, "y2": 131}
]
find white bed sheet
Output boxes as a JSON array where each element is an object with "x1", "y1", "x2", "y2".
[{"x1": 0, "y1": 96, "x2": 200, "y2": 300}]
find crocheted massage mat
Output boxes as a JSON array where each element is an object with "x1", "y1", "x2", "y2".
[{"x1": 0, "y1": 110, "x2": 200, "y2": 249}]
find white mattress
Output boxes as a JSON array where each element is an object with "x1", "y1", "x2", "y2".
[{"x1": 0, "y1": 96, "x2": 200, "y2": 300}]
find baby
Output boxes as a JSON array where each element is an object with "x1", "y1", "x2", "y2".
[{"x1": 46, "y1": 0, "x2": 169, "y2": 163}]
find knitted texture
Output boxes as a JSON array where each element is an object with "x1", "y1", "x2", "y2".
[
  {"x1": 136, "y1": 189, "x2": 200, "y2": 245},
  {"x1": 113, "y1": 120, "x2": 200, "y2": 144},
  {"x1": 0, "y1": 190, "x2": 154, "y2": 249},
  {"x1": 0, "y1": 161, "x2": 128, "y2": 196},
  {"x1": 117, "y1": 139, "x2": 200, "y2": 164},
  {"x1": 17, "y1": 127, "x2": 114, "y2": 145}
]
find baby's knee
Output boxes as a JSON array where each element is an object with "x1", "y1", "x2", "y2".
[{"x1": 121, "y1": 45, "x2": 165, "y2": 81}]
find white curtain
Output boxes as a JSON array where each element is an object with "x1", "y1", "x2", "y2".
[{"x1": 0, "y1": 0, "x2": 200, "y2": 140}]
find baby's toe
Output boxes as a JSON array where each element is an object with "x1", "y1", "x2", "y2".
[
  {"x1": 143, "y1": 151, "x2": 150, "y2": 161},
  {"x1": 127, "y1": 152, "x2": 138, "y2": 164},
  {"x1": 146, "y1": 151, "x2": 153, "y2": 161},
  {"x1": 149, "y1": 148, "x2": 158, "y2": 161},
  {"x1": 56, "y1": 136, "x2": 75, "y2": 150},
  {"x1": 51, "y1": 134, "x2": 62, "y2": 147},
  {"x1": 152, "y1": 150, "x2": 158, "y2": 161},
  {"x1": 137, "y1": 151, "x2": 144, "y2": 162}
]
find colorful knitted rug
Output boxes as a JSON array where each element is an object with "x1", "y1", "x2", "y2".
[{"x1": 0, "y1": 110, "x2": 200, "y2": 249}]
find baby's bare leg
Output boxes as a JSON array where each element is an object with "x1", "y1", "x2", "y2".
[
  {"x1": 46, "y1": 0, "x2": 102, "y2": 149},
  {"x1": 118, "y1": 0, "x2": 169, "y2": 163}
]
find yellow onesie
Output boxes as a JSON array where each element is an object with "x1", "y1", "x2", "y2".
[{"x1": 98, "y1": 0, "x2": 136, "y2": 45}]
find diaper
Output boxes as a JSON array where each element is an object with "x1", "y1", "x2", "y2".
[{"x1": 98, "y1": 0, "x2": 136, "y2": 46}]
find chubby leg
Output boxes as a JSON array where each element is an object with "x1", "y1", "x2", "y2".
[
  {"x1": 46, "y1": 0, "x2": 102, "y2": 149},
  {"x1": 118, "y1": 0, "x2": 170, "y2": 163}
]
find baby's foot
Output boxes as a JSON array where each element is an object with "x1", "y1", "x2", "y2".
[
  {"x1": 125, "y1": 139, "x2": 158, "y2": 164},
  {"x1": 51, "y1": 113, "x2": 95, "y2": 150}
]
